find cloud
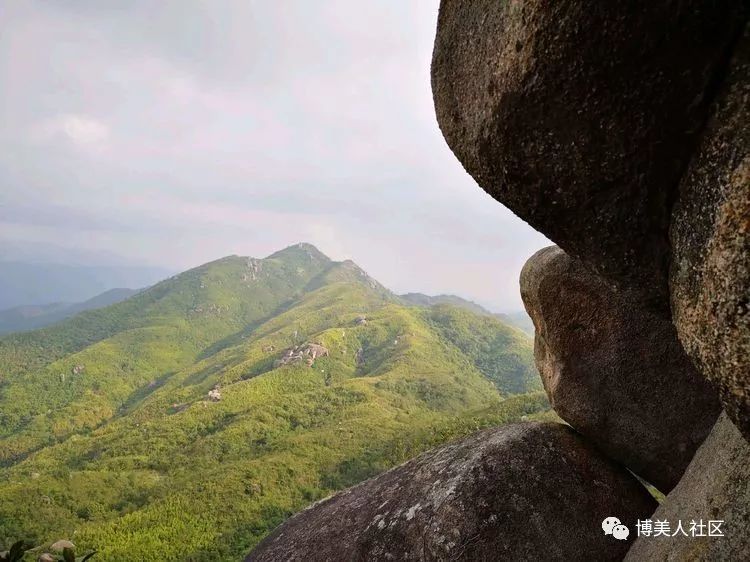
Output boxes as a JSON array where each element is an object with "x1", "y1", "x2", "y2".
[
  {"x1": 0, "y1": 0, "x2": 550, "y2": 311},
  {"x1": 29, "y1": 114, "x2": 110, "y2": 147}
]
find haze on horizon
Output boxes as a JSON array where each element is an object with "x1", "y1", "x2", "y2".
[{"x1": 0, "y1": 0, "x2": 550, "y2": 312}]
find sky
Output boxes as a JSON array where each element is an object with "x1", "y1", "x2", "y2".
[{"x1": 0, "y1": 0, "x2": 550, "y2": 311}]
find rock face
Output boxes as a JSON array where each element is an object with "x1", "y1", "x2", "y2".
[
  {"x1": 670, "y1": 25, "x2": 750, "y2": 440},
  {"x1": 625, "y1": 414, "x2": 750, "y2": 561},
  {"x1": 520, "y1": 246, "x2": 720, "y2": 492},
  {"x1": 273, "y1": 343, "x2": 329, "y2": 368},
  {"x1": 248, "y1": 422, "x2": 656, "y2": 561},
  {"x1": 432, "y1": 0, "x2": 746, "y2": 310}
]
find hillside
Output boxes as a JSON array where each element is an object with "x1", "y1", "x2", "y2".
[
  {"x1": 400, "y1": 292, "x2": 535, "y2": 336},
  {"x1": 399, "y1": 292, "x2": 490, "y2": 315},
  {"x1": 0, "y1": 244, "x2": 548, "y2": 561},
  {"x1": 0, "y1": 288, "x2": 140, "y2": 335},
  {"x1": 494, "y1": 311, "x2": 535, "y2": 336}
]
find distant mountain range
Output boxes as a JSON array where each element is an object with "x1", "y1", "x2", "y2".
[
  {"x1": 400, "y1": 292, "x2": 534, "y2": 336},
  {"x1": 0, "y1": 261, "x2": 172, "y2": 310},
  {"x1": 0, "y1": 243, "x2": 547, "y2": 560},
  {"x1": 0, "y1": 288, "x2": 140, "y2": 335},
  {"x1": 0, "y1": 262, "x2": 534, "y2": 338}
]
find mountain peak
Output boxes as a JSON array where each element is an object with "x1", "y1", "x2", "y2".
[{"x1": 265, "y1": 243, "x2": 331, "y2": 264}]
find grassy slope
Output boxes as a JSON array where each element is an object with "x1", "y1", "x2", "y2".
[
  {"x1": 0, "y1": 245, "x2": 547, "y2": 561},
  {"x1": 425, "y1": 305, "x2": 541, "y2": 395},
  {"x1": 0, "y1": 246, "x2": 333, "y2": 464}
]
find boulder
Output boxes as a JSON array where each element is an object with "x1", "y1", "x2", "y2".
[
  {"x1": 273, "y1": 343, "x2": 330, "y2": 368},
  {"x1": 625, "y1": 414, "x2": 750, "y2": 561},
  {"x1": 670, "y1": 25, "x2": 750, "y2": 440},
  {"x1": 247, "y1": 422, "x2": 656, "y2": 561},
  {"x1": 432, "y1": 0, "x2": 747, "y2": 310},
  {"x1": 520, "y1": 246, "x2": 720, "y2": 492}
]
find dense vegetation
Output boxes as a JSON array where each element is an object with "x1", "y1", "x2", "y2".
[
  {"x1": 400, "y1": 292, "x2": 535, "y2": 336},
  {"x1": 0, "y1": 244, "x2": 549, "y2": 561}
]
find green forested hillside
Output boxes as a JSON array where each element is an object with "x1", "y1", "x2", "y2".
[{"x1": 0, "y1": 244, "x2": 548, "y2": 561}]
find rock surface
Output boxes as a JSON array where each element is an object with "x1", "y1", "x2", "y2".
[
  {"x1": 520, "y1": 246, "x2": 720, "y2": 492},
  {"x1": 432, "y1": 0, "x2": 746, "y2": 310},
  {"x1": 670, "y1": 25, "x2": 750, "y2": 440},
  {"x1": 625, "y1": 414, "x2": 750, "y2": 561},
  {"x1": 248, "y1": 422, "x2": 656, "y2": 561},
  {"x1": 273, "y1": 343, "x2": 329, "y2": 368}
]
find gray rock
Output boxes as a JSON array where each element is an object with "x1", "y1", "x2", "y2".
[
  {"x1": 247, "y1": 422, "x2": 656, "y2": 561},
  {"x1": 520, "y1": 246, "x2": 720, "y2": 492},
  {"x1": 273, "y1": 342, "x2": 329, "y2": 368},
  {"x1": 354, "y1": 315, "x2": 368, "y2": 326},
  {"x1": 432, "y1": 0, "x2": 746, "y2": 311},
  {"x1": 670, "y1": 24, "x2": 750, "y2": 440},
  {"x1": 625, "y1": 414, "x2": 750, "y2": 561}
]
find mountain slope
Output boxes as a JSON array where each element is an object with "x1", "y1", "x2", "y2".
[
  {"x1": 400, "y1": 292, "x2": 535, "y2": 337},
  {"x1": 0, "y1": 244, "x2": 547, "y2": 561},
  {"x1": 425, "y1": 305, "x2": 541, "y2": 395},
  {"x1": 399, "y1": 292, "x2": 491, "y2": 315},
  {"x1": 495, "y1": 311, "x2": 535, "y2": 336}
]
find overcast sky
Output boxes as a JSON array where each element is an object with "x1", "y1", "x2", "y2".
[{"x1": 0, "y1": 0, "x2": 549, "y2": 311}]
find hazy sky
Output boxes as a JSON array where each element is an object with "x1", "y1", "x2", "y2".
[{"x1": 0, "y1": 0, "x2": 549, "y2": 311}]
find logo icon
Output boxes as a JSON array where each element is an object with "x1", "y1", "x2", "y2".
[{"x1": 602, "y1": 517, "x2": 630, "y2": 540}]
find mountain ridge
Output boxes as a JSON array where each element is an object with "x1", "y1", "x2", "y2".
[
  {"x1": 400, "y1": 292, "x2": 534, "y2": 336},
  {"x1": 0, "y1": 243, "x2": 546, "y2": 561}
]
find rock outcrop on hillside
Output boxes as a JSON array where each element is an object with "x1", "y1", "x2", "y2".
[
  {"x1": 670, "y1": 26, "x2": 750, "y2": 440},
  {"x1": 520, "y1": 246, "x2": 720, "y2": 492},
  {"x1": 247, "y1": 423, "x2": 656, "y2": 562},
  {"x1": 273, "y1": 343, "x2": 329, "y2": 368},
  {"x1": 625, "y1": 414, "x2": 750, "y2": 561},
  {"x1": 432, "y1": 0, "x2": 746, "y2": 311}
]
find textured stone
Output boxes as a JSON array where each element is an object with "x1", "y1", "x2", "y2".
[
  {"x1": 625, "y1": 414, "x2": 750, "y2": 561},
  {"x1": 248, "y1": 422, "x2": 656, "y2": 561},
  {"x1": 432, "y1": 0, "x2": 746, "y2": 311},
  {"x1": 670, "y1": 24, "x2": 750, "y2": 440},
  {"x1": 521, "y1": 246, "x2": 720, "y2": 492}
]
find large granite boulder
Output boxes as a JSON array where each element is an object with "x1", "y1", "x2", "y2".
[
  {"x1": 432, "y1": 0, "x2": 746, "y2": 311},
  {"x1": 625, "y1": 414, "x2": 750, "y2": 561},
  {"x1": 248, "y1": 422, "x2": 656, "y2": 561},
  {"x1": 520, "y1": 246, "x2": 720, "y2": 492},
  {"x1": 670, "y1": 25, "x2": 750, "y2": 440}
]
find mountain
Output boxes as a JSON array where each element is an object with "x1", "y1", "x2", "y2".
[
  {"x1": 0, "y1": 243, "x2": 548, "y2": 561},
  {"x1": 0, "y1": 288, "x2": 140, "y2": 335},
  {"x1": 400, "y1": 292, "x2": 535, "y2": 336},
  {"x1": 494, "y1": 311, "x2": 535, "y2": 336},
  {"x1": 0, "y1": 261, "x2": 171, "y2": 310},
  {"x1": 399, "y1": 292, "x2": 491, "y2": 315}
]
